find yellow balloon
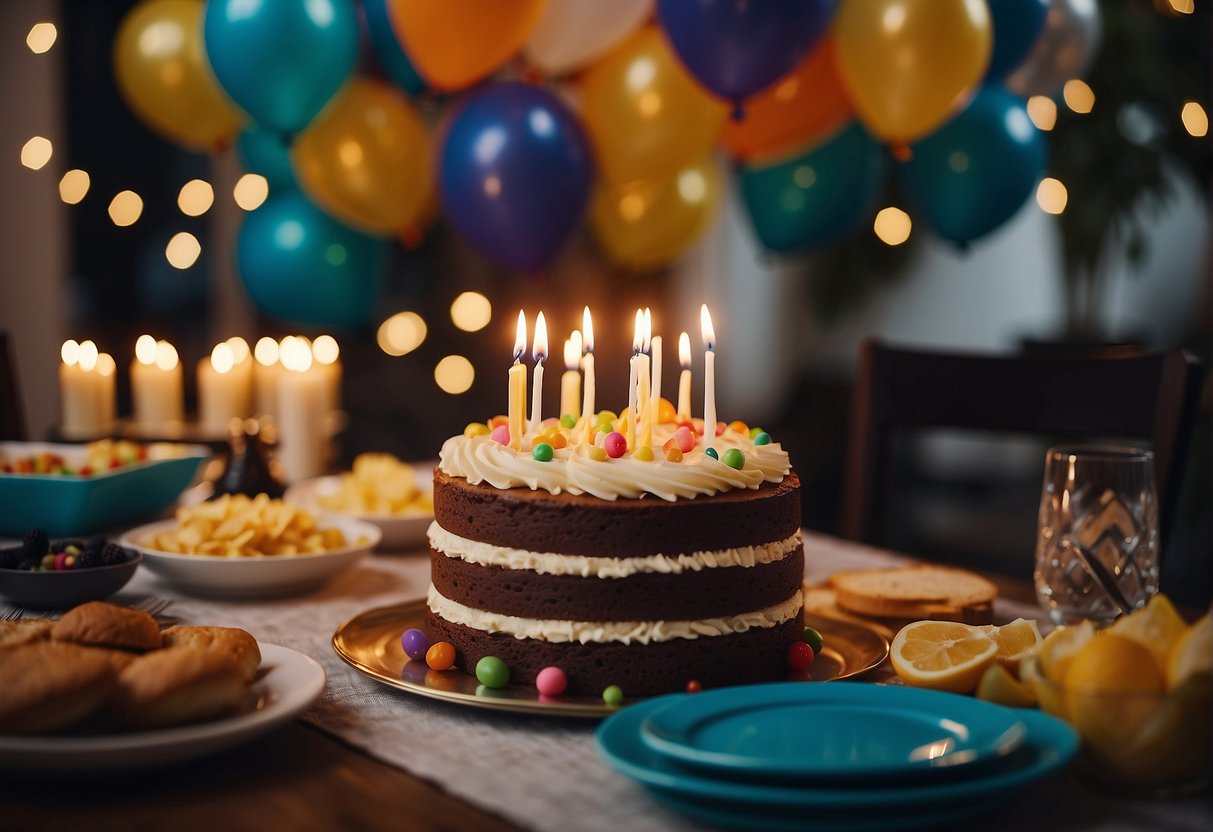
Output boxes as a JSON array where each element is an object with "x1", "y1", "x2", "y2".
[
  {"x1": 292, "y1": 78, "x2": 433, "y2": 237},
  {"x1": 113, "y1": 0, "x2": 242, "y2": 152},
  {"x1": 591, "y1": 156, "x2": 722, "y2": 270},
  {"x1": 834, "y1": 0, "x2": 991, "y2": 144},
  {"x1": 579, "y1": 26, "x2": 729, "y2": 185}
]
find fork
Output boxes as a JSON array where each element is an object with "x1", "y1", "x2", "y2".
[
  {"x1": 1, "y1": 607, "x2": 23, "y2": 621},
  {"x1": 132, "y1": 597, "x2": 173, "y2": 619}
]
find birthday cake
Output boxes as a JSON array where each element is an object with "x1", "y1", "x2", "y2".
[{"x1": 426, "y1": 412, "x2": 803, "y2": 696}]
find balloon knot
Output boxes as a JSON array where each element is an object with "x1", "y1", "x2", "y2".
[
  {"x1": 955, "y1": 239, "x2": 971, "y2": 253},
  {"x1": 521, "y1": 68, "x2": 544, "y2": 85},
  {"x1": 891, "y1": 141, "x2": 912, "y2": 162},
  {"x1": 399, "y1": 226, "x2": 424, "y2": 249},
  {"x1": 731, "y1": 101, "x2": 745, "y2": 122}
]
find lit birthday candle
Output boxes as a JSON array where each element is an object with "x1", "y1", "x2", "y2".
[
  {"x1": 677, "y1": 331, "x2": 692, "y2": 421},
  {"x1": 637, "y1": 310, "x2": 652, "y2": 451},
  {"x1": 626, "y1": 309, "x2": 643, "y2": 449},
  {"x1": 508, "y1": 311, "x2": 527, "y2": 450},
  {"x1": 560, "y1": 330, "x2": 582, "y2": 420},
  {"x1": 580, "y1": 307, "x2": 595, "y2": 444},
  {"x1": 530, "y1": 312, "x2": 547, "y2": 432},
  {"x1": 701, "y1": 304, "x2": 716, "y2": 445}
]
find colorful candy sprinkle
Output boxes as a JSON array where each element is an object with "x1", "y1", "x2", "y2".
[
  {"x1": 400, "y1": 628, "x2": 430, "y2": 661},
  {"x1": 464, "y1": 422, "x2": 490, "y2": 438},
  {"x1": 748, "y1": 426, "x2": 764, "y2": 440},
  {"x1": 54, "y1": 552, "x2": 71, "y2": 571},
  {"x1": 664, "y1": 446, "x2": 683, "y2": 463},
  {"x1": 602, "y1": 684, "x2": 624, "y2": 706},
  {"x1": 686, "y1": 679, "x2": 702, "y2": 693},
  {"x1": 723, "y1": 448, "x2": 745, "y2": 470},
  {"x1": 658, "y1": 398, "x2": 677, "y2": 424},
  {"x1": 588, "y1": 446, "x2": 608, "y2": 462},
  {"x1": 548, "y1": 432, "x2": 568, "y2": 450},
  {"x1": 560, "y1": 414, "x2": 577, "y2": 429},
  {"x1": 535, "y1": 666, "x2": 568, "y2": 696},
  {"x1": 787, "y1": 641, "x2": 815, "y2": 671},
  {"x1": 532, "y1": 443, "x2": 554, "y2": 462},
  {"x1": 425, "y1": 641, "x2": 456, "y2": 671},
  {"x1": 803, "y1": 626, "x2": 824, "y2": 653},
  {"x1": 604, "y1": 432, "x2": 627, "y2": 458},
  {"x1": 705, "y1": 447, "x2": 719, "y2": 460},
  {"x1": 489, "y1": 415, "x2": 509, "y2": 429},
  {"x1": 475, "y1": 656, "x2": 510, "y2": 689},
  {"x1": 674, "y1": 426, "x2": 695, "y2": 453},
  {"x1": 753, "y1": 432, "x2": 772, "y2": 446},
  {"x1": 632, "y1": 446, "x2": 654, "y2": 462},
  {"x1": 728, "y1": 420, "x2": 749, "y2": 435},
  {"x1": 490, "y1": 425, "x2": 511, "y2": 445}
]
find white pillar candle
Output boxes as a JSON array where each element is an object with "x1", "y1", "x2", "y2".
[
  {"x1": 198, "y1": 342, "x2": 251, "y2": 435},
  {"x1": 130, "y1": 335, "x2": 183, "y2": 431},
  {"x1": 701, "y1": 305, "x2": 717, "y2": 444},
  {"x1": 226, "y1": 336, "x2": 254, "y2": 420},
  {"x1": 580, "y1": 307, "x2": 595, "y2": 444},
  {"x1": 253, "y1": 336, "x2": 281, "y2": 420},
  {"x1": 530, "y1": 312, "x2": 547, "y2": 433},
  {"x1": 677, "y1": 331, "x2": 692, "y2": 421},
  {"x1": 276, "y1": 338, "x2": 327, "y2": 483},
  {"x1": 58, "y1": 340, "x2": 103, "y2": 438},
  {"x1": 560, "y1": 331, "x2": 582, "y2": 420},
  {"x1": 626, "y1": 308, "x2": 643, "y2": 449}
]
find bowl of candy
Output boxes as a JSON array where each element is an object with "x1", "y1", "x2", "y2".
[
  {"x1": 1019, "y1": 597, "x2": 1211, "y2": 797},
  {"x1": 0, "y1": 531, "x2": 142, "y2": 609},
  {"x1": 0, "y1": 440, "x2": 210, "y2": 537}
]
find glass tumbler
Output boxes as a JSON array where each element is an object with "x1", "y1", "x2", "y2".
[{"x1": 1034, "y1": 446, "x2": 1160, "y2": 625}]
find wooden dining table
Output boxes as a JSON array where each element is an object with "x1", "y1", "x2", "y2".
[{"x1": 3, "y1": 531, "x2": 1210, "y2": 832}]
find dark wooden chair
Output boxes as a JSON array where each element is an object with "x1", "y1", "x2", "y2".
[
  {"x1": 841, "y1": 339, "x2": 1203, "y2": 558},
  {"x1": 0, "y1": 332, "x2": 27, "y2": 441}
]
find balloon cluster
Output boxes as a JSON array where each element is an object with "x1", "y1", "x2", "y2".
[{"x1": 112, "y1": 0, "x2": 1100, "y2": 325}]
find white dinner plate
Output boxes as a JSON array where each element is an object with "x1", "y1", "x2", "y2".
[
  {"x1": 0, "y1": 643, "x2": 325, "y2": 772},
  {"x1": 283, "y1": 463, "x2": 435, "y2": 552},
  {"x1": 120, "y1": 516, "x2": 381, "y2": 597}
]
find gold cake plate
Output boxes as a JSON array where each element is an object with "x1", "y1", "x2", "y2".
[{"x1": 332, "y1": 600, "x2": 892, "y2": 719}]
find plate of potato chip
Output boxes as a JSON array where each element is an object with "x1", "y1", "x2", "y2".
[
  {"x1": 120, "y1": 494, "x2": 381, "y2": 597},
  {"x1": 284, "y1": 454, "x2": 434, "y2": 551}
]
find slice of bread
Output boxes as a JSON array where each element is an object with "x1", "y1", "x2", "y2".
[{"x1": 829, "y1": 565, "x2": 998, "y2": 623}]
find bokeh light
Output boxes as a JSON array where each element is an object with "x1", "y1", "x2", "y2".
[
  {"x1": 165, "y1": 232, "x2": 201, "y2": 269},
  {"x1": 178, "y1": 179, "x2": 214, "y2": 216},
  {"x1": 21, "y1": 136, "x2": 52, "y2": 170},
  {"x1": 234, "y1": 174, "x2": 269, "y2": 211},
  {"x1": 1027, "y1": 96, "x2": 1057, "y2": 131},
  {"x1": 26, "y1": 22, "x2": 57, "y2": 53},
  {"x1": 1181, "y1": 101, "x2": 1208, "y2": 137},
  {"x1": 450, "y1": 292, "x2": 492, "y2": 332},
  {"x1": 378, "y1": 312, "x2": 428, "y2": 356},
  {"x1": 1036, "y1": 178, "x2": 1068, "y2": 214},
  {"x1": 1063, "y1": 80, "x2": 1095, "y2": 114},
  {"x1": 873, "y1": 207, "x2": 912, "y2": 246},
  {"x1": 108, "y1": 191, "x2": 144, "y2": 227},
  {"x1": 58, "y1": 169, "x2": 90, "y2": 204},
  {"x1": 434, "y1": 355, "x2": 474, "y2": 394}
]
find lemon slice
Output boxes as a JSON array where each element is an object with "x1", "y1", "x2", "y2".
[
  {"x1": 1108, "y1": 594, "x2": 1187, "y2": 676},
  {"x1": 984, "y1": 618, "x2": 1042, "y2": 675},
  {"x1": 1038, "y1": 620, "x2": 1096, "y2": 684},
  {"x1": 976, "y1": 662, "x2": 1037, "y2": 708},
  {"x1": 1020, "y1": 655, "x2": 1068, "y2": 721},
  {"x1": 890, "y1": 620, "x2": 997, "y2": 694},
  {"x1": 1167, "y1": 612, "x2": 1212, "y2": 689}
]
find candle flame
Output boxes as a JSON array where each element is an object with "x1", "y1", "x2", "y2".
[
  {"x1": 679, "y1": 332, "x2": 691, "y2": 369},
  {"x1": 134, "y1": 334, "x2": 157, "y2": 365},
  {"x1": 280, "y1": 336, "x2": 313, "y2": 373},
  {"x1": 254, "y1": 336, "x2": 279, "y2": 367},
  {"x1": 226, "y1": 336, "x2": 250, "y2": 364},
  {"x1": 211, "y1": 342, "x2": 235, "y2": 374},
  {"x1": 513, "y1": 310, "x2": 527, "y2": 363},
  {"x1": 582, "y1": 307, "x2": 594, "y2": 353},
  {"x1": 96, "y1": 353, "x2": 116, "y2": 376},
  {"x1": 700, "y1": 304, "x2": 715, "y2": 352},
  {"x1": 78, "y1": 340, "x2": 99, "y2": 372},
  {"x1": 632, "y1": 309, "x2": 644, "y2": 355},
  {"x1": 564, "y1": 331, "x2": 582, "y2": 371},
  {"x1": 154, "y1": 340, "x2": 179, "y2": 371},
  {"x1": 312, "y1": 334, "x2": 339, "y2": 365},
  {"x1": 643, "y1": 307, "x2": 652, "y2": 353},
  {"x1": 61, "y1": 339, "x2": 80, "y2": 367},
  {"x1": 533, "y1": 311, "x2": 548, "y2": 363}
]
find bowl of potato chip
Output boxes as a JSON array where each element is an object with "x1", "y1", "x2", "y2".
[
  {"x1": 284, "y1": 454, "x2": 434, "y2": 551},
  {"x1": 120, "y1": 494, "x2": 381, "y2": 597}
]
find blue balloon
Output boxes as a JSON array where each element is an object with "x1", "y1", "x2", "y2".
[
  {"x1": 237, "y1": 190, "x2": 387, "y2": 328},
  {"x1": 986, "y1": 0, "x2": 1050, "y2": 80},
  {"x1": 739, "y1": 123, "x2": 886, "y2": 252},
  {"x1": 236, "y1": 126, "x2": 295, "y2": 190},
  {"x1": 657, "y1": 0, "x2": 835, "y2": 112},
  {"x1": 204, "y1": 0, "x2": 359, "y2": 135},
  {"x1": 898, "y1": 87, "x2": 1046, "y2": 245},
  {"x1": 362, "y1": 0, "x2": 427, "y2": 96},
  {"x1": 439, "y1": 82, "x2": 593, "y2": 273}
]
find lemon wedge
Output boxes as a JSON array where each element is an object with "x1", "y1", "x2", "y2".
[
  {"x1": 890, "y1": 621, "x2": 997, "y2": 694},
  {"x1": 976, "y1": 662, "x2": 1037, "y2": 708},
  {"x1": 1108, "y1": 594, "x2": 1188, "y2": 677},
  {"x1": 1167, "y1": 612, "x2": 1212, "y2": 689}
]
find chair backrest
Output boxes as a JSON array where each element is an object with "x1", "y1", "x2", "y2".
[
  {"x1": 0, "y1": 332, "x2": 26, "y2": 441},
  {"x1": 841, "y1": 339, "x2": 1203, "y2": 555}
]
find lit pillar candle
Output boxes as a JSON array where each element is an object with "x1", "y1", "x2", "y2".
[
  {"x1": 580, "y1": 307, "x2": 595, "y2": 444},
  {"x1": 638, "y1": 312, "x2": 652, "y2": 450},
  {"x1": 677, "y1": 332, "x2": 692, "y2": 421},
  {"x1": 253, "y1": 337, "x2": 280, "y2": 420},
  {"x1": 276, "y1": 337, "x2": 327, "y2": 483},
  {"x1": 225, "y1": 336, "x2": 254, "y2": 419},
  {"x1": 198, "y1": 342, "x2": 251, "y2": 435},
  {"x1": 530, "y1": 312, "x2": 547, "y2": 433},
  {"x1": 130, "y1": 335, "x2": 183, "y2": 431},
  {"x1": 701, "y1": 304, "x2": 717, "y2": 444},
  {"x1": 560, "y1": 330, "x2": 582, "y2": 420},
  {"x1": 311, "y1": 334, "x2": 342, "y2": 417},
  {"x1": 508, "y1": 311, "x2": 527, "y2": 450},
  {"x1": 59, "y1": 340, "x2": 102, "y2": 438}
]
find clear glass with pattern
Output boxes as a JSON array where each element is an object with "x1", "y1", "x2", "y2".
[{"x1": 1034, "y1": 446, "x2": 1160, "y2": 625}]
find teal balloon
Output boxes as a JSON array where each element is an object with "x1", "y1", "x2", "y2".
[
  {"x1": 739, "y1": 123, "x2": 886, "y2": 251},
  {"x1": 363, "y1": 0, "x2": 428, "y2": 96},
  {"x1": 898, "y1": 87, "x2": 1045, "y2": 244},
  {"x1": 237, "y1": 190, "x2": 387, "y2": 328},
  {"x1": 236, "y1": 126, "x2": 295, "y2": 189},
  {"x1": 204, "y1": 0, "x2": 359, "y2": 134}
]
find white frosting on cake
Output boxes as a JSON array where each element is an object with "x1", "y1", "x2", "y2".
[
  {"x1": 438, "y1": 423, "x2": 790, "y2": 502},
  {"x1": 426, "y1": 585, "x2": 804, "y2": 645},
  {"x1": 429, "y1": 522, "x2": 802, "y2": 579}
]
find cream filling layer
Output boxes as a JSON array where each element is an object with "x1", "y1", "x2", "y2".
[
  {"x1": 439, "y1": 425, "x2": 790, "y2": 502},
  {"x1": 429, "y1": 522, "x2": 802, "y2": 579},
  {"x1": 426, "y1": 585, "x2": 804, "y2": 645}
]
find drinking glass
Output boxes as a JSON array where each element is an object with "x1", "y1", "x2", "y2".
[{"x1": 1034, "y1": 446, "x2": 1159, "y2": 625}]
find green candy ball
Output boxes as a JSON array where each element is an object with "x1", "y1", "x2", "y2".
[
  {"x1": 560, "y1": 414, "x2": 577, "y2": 429},
  {"x1": 748, "y1": 426, "x2": 764, "y2": 440},
  {"x1": 723, "y1": 448, "x2": 745, "y2": 470},
  {"x1": 803, "y1": 626, "x2": 824, "y2": 653},
  {"x1": 705, "y1": 447, "x2": 719, "y2": 460},
  {"x1": 475, "y1": 656, "x2": 510, "y2": 689},
  {"x1": 754, "y1": 432, "x2": 772, "y2": 446},
  {"x1": 602, "y1": 684, "x2": 624, "y2": 706},
  {"x1": 532, "y1": 443, "x2": 554, "y2": 462}
]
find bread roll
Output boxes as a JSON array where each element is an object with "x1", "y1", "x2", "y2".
[{"x1": 52, "y1": 601, "x2": 160, "y2": 651}]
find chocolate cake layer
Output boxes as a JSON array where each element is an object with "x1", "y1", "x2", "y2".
[
  {"x1": 429, "y1": 546, "x2": 804, "y2": 621},
  {"x1": 425, "y1": 610, "x2": 804, "y2": 696},
  {"x1": 433, "y1": 469, "x2": 801, "y2": 557}
]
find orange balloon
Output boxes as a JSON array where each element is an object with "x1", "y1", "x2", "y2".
[
  {"x1": 388, "y1": 0, "x2": 547, "y2": 91},
  {"x1": 722, "y1": 37, "x2": 853, "y2": 164}
]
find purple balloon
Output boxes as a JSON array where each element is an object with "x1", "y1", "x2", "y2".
[
  {"x1": 657, "y1": 0, "x2": 835, "y2": 112},
  {"x1": 439, "y1": 82, "x2": 594, "y2": 273}
]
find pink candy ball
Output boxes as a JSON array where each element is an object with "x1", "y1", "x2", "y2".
[
  {"x1": 604, "y1": 431, "x2": 627, "y2": 458},
  {"x1": 535, "y1": 666, "x2": 568, "y2": 696},
  {"x1": 673, "y1": 426, "x2": 695, "y2": 453},
  {"x1": 490, "y1": 425, "x2": 511, "y2": 445}
]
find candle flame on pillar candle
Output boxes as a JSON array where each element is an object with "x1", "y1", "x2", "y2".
[
  {"x1": 61, "y1": 339, "x2": 80, "y2": 366},
  {"x1": 312, "y1": 334, "x2": 339, "y2": 365},
  {"x1": 508, "y1": 311, "x2": 527, "y2": 450},
  {"x1": 677, "y1": 331, "x2": 692, "y2": 420},
  {"x1": 154, "y1": 340, "x2": 179, "y2": 372},
  {"x1": 700, "y1": 304, "x2": 716, "y2": 445},
  {"x1": 78, "y1": 340, "x2": 99, "y2": 372},
  {"x1": 134, "y1": 334, "x2": 156, "y2": 366},
  {"x1": 530, "y1": 311, "x2": 547, "y2": 431},
  {"x1": 560, "y1": 330, "x2": 582, "y2": 420},
  {"x1": 280, "y1": 337, "x2": 313, "y2": 372},
  {"x1": 211, "y1": 342, "x2": 235, "y2": 374},
  {"x1": 580, "y1": 307, "x2": 595, "y2": 443},
  {"x1": 254, "y1": 336, "x2": 279, "y2": 367},
  {"x1": 226, "y1": 336, "x2": 251, "y2": 365}
]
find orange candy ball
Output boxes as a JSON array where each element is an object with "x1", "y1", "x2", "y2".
[
  {"x1": 728, "y1": 420, "x2": 749, "y2": 435},
  {"x1": 658, "y1": 398, "x2": 677, "y2": 424},
  {"x1": 425, "y1": 641, "x2": 456, "y2": 671}
]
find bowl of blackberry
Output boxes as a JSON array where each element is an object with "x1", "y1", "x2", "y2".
[{"x1": 0, "y1": 529, "x2": 142, "y2": 609}]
